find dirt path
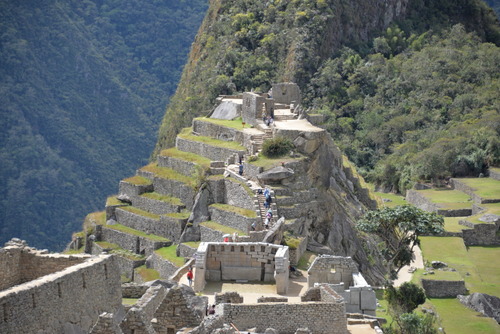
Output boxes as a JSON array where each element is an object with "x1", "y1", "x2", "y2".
[{"x1": 393, "y1": 245, "x2": 424, "y2": 287}]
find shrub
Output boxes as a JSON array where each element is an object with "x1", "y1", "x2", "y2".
[{"x1": 261, "y1": 137, "x2": 294, "y2": 158}]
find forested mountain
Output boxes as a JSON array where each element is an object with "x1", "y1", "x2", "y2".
[
  {"x1": 0, "y1": 0, "x2": 207, "y2": 250},
  {"x1": 154, "y1": 0, "x2": 499, "y2": 192},
  {"x1": 485, "y1": 0, "x2": 500, "y2": 18}
]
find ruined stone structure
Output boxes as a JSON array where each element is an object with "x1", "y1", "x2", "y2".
[
  {"x1": 0, "y1": 239, "x2": 122, "y2": 334},
  {"x1": 307, "y1": 255, "x2": 377, "y2": 315},
  {"x1": 421, "y1": 279, "x2": 468, "y2": 298},
  {"x1": 193, "y1": 242, "x2": 290, "y2": 294}
]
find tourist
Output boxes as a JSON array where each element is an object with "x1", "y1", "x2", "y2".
[
  {"x1": 209, "y1": 304, "x2": 216, "y2": 315},
  {"x1": 251, "y1": 222, "x2": 256, "y2": 231},
  {"x1": 239, "y1": 163, "x2": 243, "y2": 176},
  {"x1": 267, "y1": 208, "x2": 273, "y2": 219},
  {"x1": 265, "y1": 193, "x2": 272, "y2": 208},
  {"x1": 264, "y1": 218, "x2": 269, "y2": 229},
  {"x1": 187, "y1": 268, "x2": 194, "y2": 287}
]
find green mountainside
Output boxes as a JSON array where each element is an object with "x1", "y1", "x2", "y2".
[
  {"x1": 0, "y1": 0, "x2": 207, "y2": 250},
  {"x1": 154, "y1": 0, "x2": 499, "y2": 193}
]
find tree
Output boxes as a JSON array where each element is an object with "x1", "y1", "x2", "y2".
[
  {"x1": 385, "y1": 282, "x2": 426, "y2": 314},
  {"x1": 357, "y1": 205, "x2": 444, "y2": 276}
]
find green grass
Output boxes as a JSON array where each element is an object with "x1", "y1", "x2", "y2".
[
  {"x1": 142, "y1": 192, "x2": 183, "y2": 206},
  {"x1": 106, "y1": 196, "x2": 125, "y2": 207},
  {"x1": 183, "y1": 241, "x2": 201, "y2": 248},
  {"x1": 155, "y1": 245, "x2": 186, "y2": 267},
  {"x1": 457, "y1": 177, "x2": 500, "y2": 199},
  {"x1": 140, "y1": 163, "x2": 198, "y2": 188},
  {"x1": 135, "y1": 265, "x2": 160, "y2": 282},
  {"x1": 283, "y1": 231, "x2": 302, "y2": 250},
  {"x1": 160, "y1": 147, "x2": 211, "y2": 168},
  {"x1": 165, "y1": 211, "x2": 190, "y2": 220},
  {"x1": 120, "y1": 206, "x2": 160, "y2": 219},
  {"x1": 226, "y1": 177, "x2": 255, "y2": 197},
  {"x1": 95, "y1": 241, "x2": 144, "y2": 261},
  {"x1": 83, "y1": 211, "x2": 106, "y2": 232},
  {"x1": 123, "y1": 175, "x2": 152, "y2": 186},
  {"x1": 373, "y1": 191, "x2": 407, "y2": 207},
  {"x1": 430, "y1": 298, "x2": 500, "y2": 334},
  {"x1": 466, "y1": 203, "x2": 500, "y2": 224},
  {"x1": 210, "y1": 203, "x2": 257, "y2": 218},
  {"x1": 297, "y1": 251, "x2": 317, "y2": 270},
  {"x1": 418, "y1": 189, "x2": 471, "y2": 203},
  {"x1": 178, "y1": 127, "x2": 245, "y2": 150},
  {"x1": 106, "y1": 223, "x2": 170, "y2": 242},
  {"x1": 195, "y1": 116, "x2": 246, "y2": 130},
  {"x1": 443, "y1": 217, "x2": 470, "y2": 233},
  {"x1": 200, "y1": 220, "x2": 247, "y2": 236},
  {"x1": 122, "y1": 298, "x2": 139, "y2": 306},
  {"x1": 375, "y1": 289, "x2": 393, "y2": 325}
]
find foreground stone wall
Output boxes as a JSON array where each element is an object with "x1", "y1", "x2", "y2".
[
  {"x1": 148, "y1": 252, "x2": 181, "y2": 279},
  {"x1": 308, "y1": 255, "x2": 358, "y2": 289},
  {"x1": 222, "y1": 301, "x2": 347, "y2": 334},
  {"x1": 0, "y1": 252, "x2": 122, "y2": 334},
  {"x1": 461, "y1": 222, "x2": 500, "y2": 246},
  {"x1": 421, "y1": 279, "x2": 467, "y2": 297}
]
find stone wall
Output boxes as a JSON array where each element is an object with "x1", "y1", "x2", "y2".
[
  {"x1": 421, "y1": 279, "x2": 467, "y2": 297},
  {"x1": 194, "y1": 242, "x2": 289, "y2": 294},
  {"x1": 271, "y1": 83, "x2": 301, "y2": 105},
  {"x1": 119, "y1": 180, "x2": 153, "y2": 197},
  {"x1": 215, "y1": 291, "x2": 244, "y2": 304},
  {"x1": 199, "y1": 224, "x2": 225, "y2": 243},
  {"x1": 307, "y1": 255, "x2": 359, "y2": 289},
  {"x1": 92, "y1": 242, "x2": 144, "y2": 280},
  {"x1": 405, "y1": 190, "x2": 439, "y2": 212},
  {"x1": 223, "y1": 179, "x2": 255, "y2": 211},
  {"x1": 208, "y1": 205, "x2": 258, "y2": 233},
  {"x1": 0, "y1": 252, "x2": 122, "y2": 334},
  {"x1": 132, "y1": 195, "x2": 185, "y2": 215},
  {"x1": 100, "y1": 226, "x2": 171, "y2": 257},
  {"x1": 221, "y1": 302, "x2": 347, "y2": 334},
  {"x1": 242, "y1": 92, "x2": 265, "y2": 126},
  {"x1": 122, "y1": 283, "x2": 149, "y2": 298},
  {"x1": 147, "y1": 252, "x2": 182, "y2": 280},
  {"x1": 176, "y1": 137, "x2": 245, "y2": 164},
  {"x1": 0, "y1": 246, "x2": 87, "y2": 291},
  {"x1": 137, "y1": 172, "x2": 196, "y2": 210},
  {"x1": 490, "y1": 168, "x2": 500, "y2": 181},
  {"x1": 157, "y1": 154, "x2": 199, "y2": 177},
  {"x1": 461, "y1": 222, "x2": 500, "y2": 246},
  {"x1": 288, "y1": 236, "x2": 308, "y2": 266},
  {"x1": 177, "y1": 243, "x2": 198, "y2": 259}
]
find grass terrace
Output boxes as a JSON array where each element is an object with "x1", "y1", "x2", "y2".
[
  {"x1": 183, "y1": 241, "x2": 202, "y2": 248},
  {"x1": 106, "y1": 223, "x2": 170, "y2": 242},
  {"x1": 106, "y1": 195, "x2": 126, "y2": 207},
  {"x1": 140, "y1": 163, "x2": 197, "y2": 188},
  {"x1": 417, "y1": 188, "x2": 472, "y2": 209},
  {"x1": 200, "y1": 220, "x2": 247, "y2": 236},
  {"x1": 122, "y1": 298, "x2": 138, "y2": 306},
  {"x1": 121, "y1": 206, "x2": 160, "y2": 219},
  {"x1": 210, "y1": 203, "x2": 257, "y2": 218},
  {"x1": 195, "y1": 116, "x2": 246, "y2": 130},
  {"x1": 155, "y1": 245, "x2": 185, "y2": 267},
  {"x1": 123, "y1": 175, "x2": 152, "y2": 186},
  {"x1": 142, "y1": 192, "x2": 184, "y2": 206},
  {"x1": 165, "y1": 211, "x2": 190, "y2": 220},
  {"x1": 297, "y1": 251, "x2": 317, "y2": 271},
  {"x1": 443, "y1": 217, "x2": 470, "y2": 233},
  {"x1": 95, "y1": 241, "x2": 144, "y2": 261},
  {"x1": 83, "y1": 211, "x2": 106, "y2": 232},
  {"x1": 457, "y1": 177, "x2": 500, "y2": 199},
  {"x1": 179, "y1": 127, "x2": 245, "y2": 150},
  {"x1": 466, "y1": 202, "x2": 500, "y2": 224},
  {"x1": 160, "y1": 147, "x2": 212, "y2": 169},
  {"x1": 135, "y1": 265, "x2": 160, "y2": 282},
  {"x1": 227, "y1": 177, "x2": 255, "y2": 197}
]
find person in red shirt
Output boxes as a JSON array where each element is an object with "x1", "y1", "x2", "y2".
[{"x1": 187, "y1": 268, "x2": 194, "y2": 287}]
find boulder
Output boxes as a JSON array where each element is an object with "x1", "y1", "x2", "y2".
[
  {"x1": 431, "y1": 261, "x2": 448, "y2": 269},
  {"x1": 211, "y1": 101, "x2": 240, "y2": 120},
  {"x1": 478, "y1": 214, "x2": 500, "y2": 224},
  {"x1": 458, "y1": 293, "x2": 500, "y2": 323},
  {"x1": 257, "y1": 166, "x2": 294, "y2": 183}
]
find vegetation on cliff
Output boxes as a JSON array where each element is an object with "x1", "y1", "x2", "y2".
[
  {"x1": 0, "y1": 0, "x2": 207, "y2": 250},
  {"x1": 154, "y1": 0, "x2": 500, "y2": 194}
]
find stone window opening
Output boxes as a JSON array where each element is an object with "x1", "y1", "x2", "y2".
[
  {"x1": 57, "y1": 282, "x2": 62, "y2": 298},
  {"x1": 221, "y1": 246, "x2": 224, "y2": 252},
  {"x1": 250, "y1": 245, "x2": 255, "y2": 252},
  {"x1": 261, "y1": 246, "x2": 265, "y2": 252},
  {"x1": 330, "y1": 267, "x2": 336, "y2": 273},
  {"x1": 82, "y1": 273, "x2": 86, "y2": 289},
  {"x1": 104, "y1": 264, "x2": 108, "y2": 279},
  {"x1": 230, "y1": 246, "x2": 234, "y2": 252},
  {"x1": 240, "y1": 246, "x2": 244, "y2": 252},
  {"x1": 32, "y1": 294, "x2": 36, "y2": 308}
]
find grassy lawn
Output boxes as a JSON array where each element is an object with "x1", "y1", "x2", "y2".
[
  {"x1": 418, "y1": 189, "x2": 471, "y2": 203},
  {"x1": 123, "y1": 175, "x2": 152, "y2": 186},
  {"x1": 142, "y1": 192, "x2": 184, "y2": 206},
  {"x1": 106, "y1": 223, "x2": 170, "y2": 242},
  {"x1": 140, "y1": 163, "x2": 197, "y2": 188},
  {"x1": 195, "y1": 116, "x2": 246, "y2": 130},
  {"x1": 375, "y1": 289, "x2": 393, "y2": 326},
  {"x1": 83, "y1": 211, "x2": 106, "y2": 231},
  {"x1": 373, "y1": 191, "x2": 407, "y2": 207},
  {"x1": 160, "y1": 147, "x2": 211, "y2": 168},
  {"x1": 210, "y1": 203, "x2": 257, "y2": 218},
  {"x1": 200, "y1": 221, "x2": 247, "y2": 236},
  {"x1": 106, "y1": 195, "x2": 126, "y2": 207},
  {"x1": 431, "y1": 298, "x2": 500, "y2": 334},
  {"x1": 135, "y1": 265, "x2": 160, "y2": 281},
  {"x1": 466, "y1": 203, "x2": 500, "y2": 224},
  {"x1": 122, "y1": 298, "x2": 138, "y2": 305},
  {"x1": 178, "y1": 127, "x2": 245, "y2": 150},
  {"x1": 443, "y1": 217, "x2": 470, "y2": 233},
  {"x1": 457, "y1": 178, "x2": 500, "y2": 199},
  {"x1": 155, "y1": 245, "x2": 185, "y2": 267},
  {"x1": 120, "y1": 206, "x2": 160, "y2": 219}
]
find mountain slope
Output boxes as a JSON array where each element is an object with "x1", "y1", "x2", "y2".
[{"x1": 0, "y1": 0, "x2": 207, "y2": 250}]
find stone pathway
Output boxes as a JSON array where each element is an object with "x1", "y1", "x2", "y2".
[{"x1": 393, "y1": 244, "x2": 424, "y2": 287}]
